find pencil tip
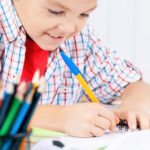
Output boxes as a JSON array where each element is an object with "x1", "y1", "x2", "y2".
[
  {"x1": 37, "y1": 84, "x2": 45, "y2": 94},
  {"x1": 15, "y1": 81, "x2": 26, "y2": 100},
  {"x1": 6, "y1": 84, "x2": 14, "y2": 94},
  {"x1": 38, "y1": 76, "x2": 46, "y2": 85},
  {"x1": 59, "y1": 47, "x2": 63, "y2": 52},
  {"x1": 17, "y1": 81, "x2": 26, "y2": 93},
  {"x1": 37, "y1": 76, "x2": 46, "y2": 93},
  {"x1": 32, "y1": 70, "x2": 40, "y2": 84}
]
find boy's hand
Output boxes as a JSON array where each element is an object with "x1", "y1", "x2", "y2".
[
  {"x1": 114, "y1": 103, "x2": 150, "y2": 130},
  {"x1": 62, "y1": 102, "x2": 117, "y2": 137}
]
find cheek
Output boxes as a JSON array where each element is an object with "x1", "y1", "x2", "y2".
[
  {"x1": 67, "y1": 20, "x2": 87, "y2": 39},
  {"x1": 76, "y1": 20, "x2": 87, "y2": 33},
  {"x1": 27, "y1": 18, "x2": 50, "y2": 36}
]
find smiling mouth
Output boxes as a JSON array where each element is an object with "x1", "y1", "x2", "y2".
[{"x1": 47, "y1": 33, "x2": 63, "y2": 39}]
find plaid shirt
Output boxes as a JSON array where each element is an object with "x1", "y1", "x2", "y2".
[{"x1": 0, "y1": 0, "x2": 142, "y2": 105}]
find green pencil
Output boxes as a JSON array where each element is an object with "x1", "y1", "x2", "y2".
[{"x1": 0, "y1": 82, "x2": 26, "y2": 146}]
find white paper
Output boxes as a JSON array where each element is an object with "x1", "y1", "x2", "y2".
[
  {"x1": 32, "y1": 128, "x2": 150, "y2": 150},
  {"x1": 105, "y1": 129, "x2": 150, "y2": 150}
]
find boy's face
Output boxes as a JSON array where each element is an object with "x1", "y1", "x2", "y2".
[{"x1": 13, "y1": 0, "x2": 97, "y2": 50}]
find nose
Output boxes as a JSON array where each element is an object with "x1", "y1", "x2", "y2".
[{"x1": 58, "y1": 20, "x2": 76, "y2": 34}]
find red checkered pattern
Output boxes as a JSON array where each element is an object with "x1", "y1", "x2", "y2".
[{"x1": 0, "y1": 0, "x2": 142, "y2": 105}]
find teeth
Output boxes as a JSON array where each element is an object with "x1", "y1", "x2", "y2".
[{"x1": 50, "y1": 34, "x2": 58, "y2": 38}]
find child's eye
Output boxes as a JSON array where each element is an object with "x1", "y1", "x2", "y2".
[
  {"x1": 80, "y1": 13, "x2": 89, "y2": 17},
  {"x1": 48, "y1": 9, "x2": 63, "y2": 15}
]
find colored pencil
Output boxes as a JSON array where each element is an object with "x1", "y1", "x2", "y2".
[
  {"x1": 0, "y1": 82, "x2": 26, "y2": 141},
  {"x1": 32, "y1": 70, "x2": 40, "y2": 93},
  {"x1": 0, "y1": 84, "x2": 14, "y2": 128},
  {"x1": 1, "y1": 83, "x2": 34, "y2": 150},
  {"x1": 21, "y1": 76, "x2": 46, "y2": 131},
  {"x1": 0, "y1": 74, "x2": 20, "y2": 127},
  {"x1": 60, "y1": 49, "x2": 100, "y2": 103},
  {"x1": 19, "y1": 70, "x2": 40, "y2": 131},
  {"x1": 11, "y1": 71, "x2": 41, "y2": 149}
]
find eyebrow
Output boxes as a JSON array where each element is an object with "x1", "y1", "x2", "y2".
[
  {"x1": 85, "y1": 5, "x2": 97, "y2": 13},
  {"x1": 47, "y1": 0, "x2": 97, "y2": 12},
  {"x1": 47, "y1": 0, "x2": 70, "y2": 10}
]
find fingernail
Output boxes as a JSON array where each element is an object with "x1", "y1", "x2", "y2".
[{"x1": 131, "y1": 124, "x2": 136, "y2": 130}]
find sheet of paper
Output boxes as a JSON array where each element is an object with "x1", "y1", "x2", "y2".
[
  {"x1": 31, "y1": 138, "x2": 67, "y2": 150},
  {"x1": 60, "y1": 129, "x2": 129, "y2": 150},
  {"x1": 31, "y1": 128, "x2": 150, "y2": 150},
  {"x1": 105, "y1": 129, "x2": 150, "y2": 150}
]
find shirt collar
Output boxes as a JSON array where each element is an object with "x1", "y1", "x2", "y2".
[
  {"x1": 0, "y1": 0, "x2": 23, "y2": 43},
  {"x1": 59, "y1": 40, "x2": 69, "y2": 54}
]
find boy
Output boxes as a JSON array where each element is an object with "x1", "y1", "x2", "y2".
[{"x1": 0, "y1": 0, "x2": 150, "y2": 137}]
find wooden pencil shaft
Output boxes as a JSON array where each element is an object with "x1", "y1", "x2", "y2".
[
  {"x1": 0, "y1": 94, "x2": 14, "y2": 128},
  {"x1": 0, "y1": 97, "x2": 21, "y2": 135},
  {"x1": 13, "y1": 92, "x2": 41, "y2": 150},
  {"x1": 15, "y1": 82, "x2": 26, "y2": 102},
  {"x1": 21, "y1": 92, "x2": 41, "y2": 131},
  {"x1": 24, "y1": 83, "x2": 33, "y2": 104}
]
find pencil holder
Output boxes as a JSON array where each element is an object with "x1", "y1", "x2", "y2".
[{"x1": 0, "y1": 130, "x2": 32, "y2": 150}]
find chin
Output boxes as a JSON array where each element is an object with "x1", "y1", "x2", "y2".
[{"x1": 38, "y1": 43, "x2": 58, "y2": 51}]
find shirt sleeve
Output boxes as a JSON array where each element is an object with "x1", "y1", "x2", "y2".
[{"x1": 83, "y1": 26, "x2": 142, "y2": 103}]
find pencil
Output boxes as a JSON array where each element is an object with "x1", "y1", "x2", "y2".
[
  {"x1": 0, "y1": 74, "x2": 20, "y2": 128},
  {"x1": 19, "y1": 70, "x2": 40, "y2": 131},
  {"x1": 0, "y1": 84, "x2": 14, "y2": 128},
  {"x1": 32, "y1": 70, "x2": 40, "y2": 94},
  {"x1": 60, "y1": 49, "x2": 100, "y2": 103},
  {"x1": 60, "y1": 49, "x2": 120, "y2": 125},
  {"x1": 1, "y1": 83, "x2": 34, "y2": 150},
  {"x1": 11, "y1": 74, "x2": 20, "y2": 101},
  {"x1": 10, "y1": 70, "x2": 40, "y2": 149},
  {"x1": 0, "y1": 82, "x2": 26, "y2": 137},
  {"x1": 21, "y1": 76, "x2": 46, "y2": 131}
]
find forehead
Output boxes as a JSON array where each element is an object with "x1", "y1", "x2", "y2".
[{"x1": 45, "y1": 0, "x2": 97, "y2": 11}]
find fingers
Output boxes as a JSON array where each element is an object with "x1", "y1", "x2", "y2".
[
  {"x1": 115, "y1": 115, "x2": 120, "y2": 124},
  {"x1": 136, "y1": 113, "x2": 150, "y2": 130},
  {"x1": 120, "y1": 112, "x2": 150, "y2": 130},
  {"x1": 98, "y1": 108, "x2": 117, "y2": 131},
  {"x1": 90, "y1": 125, "x2": 104, "y2": 137},
  {"x1": 92, "y1": 116, "x2": 111, "y2": 130},
  {"x1": 127, "y1": 112, "x2": 137, "y2": 130}
]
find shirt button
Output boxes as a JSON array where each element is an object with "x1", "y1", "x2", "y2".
[{"x1": 63, "y1": 87, "x2": 68, "y2": 93}]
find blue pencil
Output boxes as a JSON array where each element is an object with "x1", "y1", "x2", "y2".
[
  {"x1": 20, "y1": 77, "x2": 46, "y2": 131},
  {"x1": 1, "y1": 83, "x2": 33, "y2": 150}
]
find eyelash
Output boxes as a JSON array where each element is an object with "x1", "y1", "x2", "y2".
[
  {"x1": 80, "y1": 14, "x2": 89, "y2": 17},
  {"x1": 48, "y1": 9, "x2": 63, "y2": 15},
  {"x1": 48, "y1": 9, "x2": 89, "y2": 18}
]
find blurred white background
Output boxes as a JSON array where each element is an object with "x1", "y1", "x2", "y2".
[{"x1": 88, "y1": 0, "x2": 150, "y2": 83}]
